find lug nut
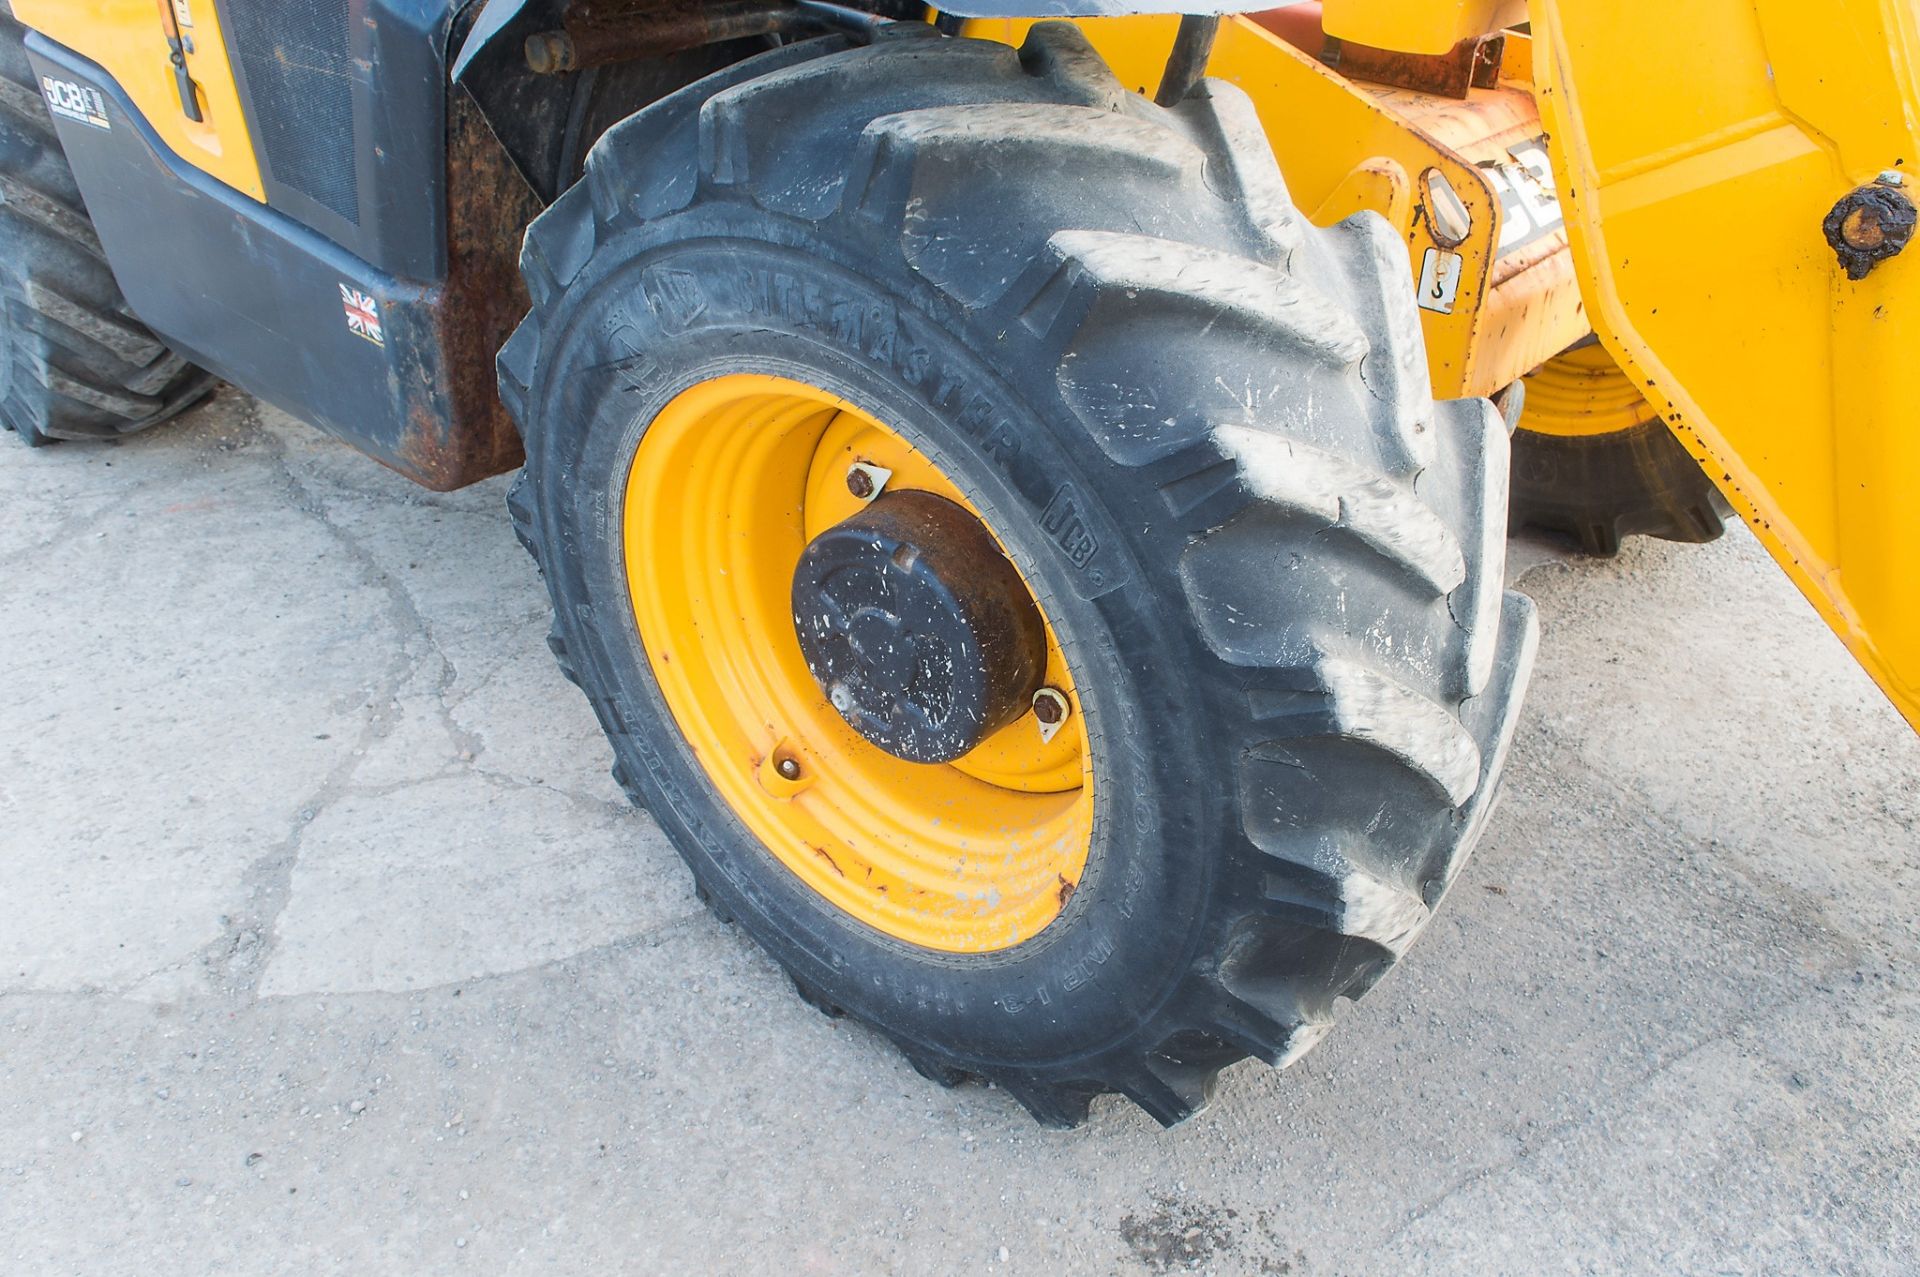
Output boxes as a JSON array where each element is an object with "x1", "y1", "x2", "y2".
[
  {"x1": 1032, "y1": 687, "x2": 1070, "y2": 743},
  {"x1": 775, "y1": 757, "x2": 801, "y2": 781},
  {"x1": 845, "y1": 462, "x2": 892, "y2": 503}
]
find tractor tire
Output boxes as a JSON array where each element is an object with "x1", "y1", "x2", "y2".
[
  {"x1": 0, "y1": 16, "x2": 213, "y2": 446},
  {"x1": 500, "y1": 24, "x2": 1536, "y2": 1127},
  {"x1": 1508, "y1": 341, "x2": 1730, "y2": 556}
]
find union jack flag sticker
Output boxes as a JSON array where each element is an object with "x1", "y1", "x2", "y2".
[{"x1": 339, "y1": 283, "x2": 384, "y2": 347}]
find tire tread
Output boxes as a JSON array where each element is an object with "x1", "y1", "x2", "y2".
[{"x1": 500, "y1": 24, "x2": 1534, "y2": 1128}]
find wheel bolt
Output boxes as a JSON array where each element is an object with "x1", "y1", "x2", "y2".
[
  {"x1": 776, "y1": 756, "x2": 801, "y2": 781},
  {"x1": 844, "y1": 462, "x2": 891, "y2": 503},
  {"x1": 1032, "y1": 687, "x2": 1070, "y2": 742}
]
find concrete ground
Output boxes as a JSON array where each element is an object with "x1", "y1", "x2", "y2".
[{"x1": 1, "y1": 390, "x2": 1915, "y2": 1277}]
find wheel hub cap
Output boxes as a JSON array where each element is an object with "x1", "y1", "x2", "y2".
[{"x1": 791, "y1": 490, "x2": 1048, "y2": 764}]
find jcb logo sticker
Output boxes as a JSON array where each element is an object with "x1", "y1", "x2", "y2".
[
  {"x1": 1488, "y1": 137, "x2": 1565, "y2": 256},
  {"x1": 41, "y1": 76, "x2": 109, "y2": 131}
]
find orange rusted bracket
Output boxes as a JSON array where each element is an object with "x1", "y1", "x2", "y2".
[
  {"x1": 962, "y1": 11, "x2": 1587, "y2": 399},
  {"x1": 1254, "y1": 3, "x2": 1506, "y2": 99}
]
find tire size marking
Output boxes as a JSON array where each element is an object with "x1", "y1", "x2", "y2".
[
  {"x1": 1418, "y1": 248, "x2": 1464, "y2": 315},
  {"x1": 998, "y1": 932, "x2": 1115, "y2": 1014},
  {"x1": 40, "y1": 76, "x2": 110, "y2": 131}
]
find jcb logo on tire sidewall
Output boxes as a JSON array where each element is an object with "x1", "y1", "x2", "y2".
[
  {"x1": 1041, "y1": 483, "x2": 1101, "y2": 570},
  {"x1": 40, "y1": 76, "x2": 110, "y2": 131}
]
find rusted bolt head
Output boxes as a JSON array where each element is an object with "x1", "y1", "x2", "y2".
[
  {"x1": 775, "y1": 756, "x2": 801, "y2": 781},
  {"x1": 844, "y1": 463, "x2": 890, "y2": 503},
  {"x1": 1843, "y1": 207, "x2": 1889, "y2": 250},
  {"x1": 1825, "y1": 180, "x2": 1917, "y2": 279},
  {"x1": 524, "y1": 31, "x2": 576, "y2": 75},
  {"x1": 1032, "y1": 687, "x2": 1068, "y2": 726}
]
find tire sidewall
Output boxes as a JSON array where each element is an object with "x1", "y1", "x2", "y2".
[{"x1": 525, "y1": 212, "x2": 1226, "y2": 1067}]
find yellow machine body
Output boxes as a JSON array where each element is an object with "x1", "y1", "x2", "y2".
[
  {"x1": 1527, "y1": 0, "x2": 1920, "y2": 729},
  {"x1": 31, "y1": 0, "x2": 1920, "y2": 729},
  {"x1": 14, "y1": 0, "x2": 263, "y2": 200},
  {"x1": 973, "y1": 3, "x2": 1920, "y2": 731}
]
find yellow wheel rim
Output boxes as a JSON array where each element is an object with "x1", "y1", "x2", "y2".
[
  {"x1": 623, "y1": 373, "x2": 1094, "y2": 953},
  {"x1": 1519, "y1": 341, "x2": 1661, "y2": 439}
]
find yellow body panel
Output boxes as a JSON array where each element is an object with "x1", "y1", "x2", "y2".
[
  {"x1": 1531, "y1": 0, "x2": 1920, "y2": 729},
  {"x1": 13, "y1": 0, "x2": 263, "y2": 200},
  {"x1": 962, "y1": 14, "x2": 1585, "y2": 399}
]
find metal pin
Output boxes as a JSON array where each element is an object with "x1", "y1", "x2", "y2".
[{"x1": 1422, "y1": 168, "x2": 1474, "y2": 248}]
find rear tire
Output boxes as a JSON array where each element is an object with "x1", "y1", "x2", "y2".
[
  {"x1": 1509, "y1": 342, "x2": 1729, "y2": 556},
  {"x1": 501, "y1": 24, "x2": 1536, "y2": 1127},
  {"x1": 0, "y1": 16, "x2": 213, "y2": 445}
]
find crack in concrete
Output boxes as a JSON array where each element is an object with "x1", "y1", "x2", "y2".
[
  {"x1": 210, "y1": 405, "x2": 641, "y2": 1000},
  {"x1": 465, "y1": 763, "x2": 632, "y2": 816},
  {"x1": 4, "y1": 905, "x2": 716, "y2": 1007},
  {"x1": 3, "y1": 400, "x2": 648, "y2": 1006},
  {"x1": 260, "y1": 435, "x2": 497, "y2": 768},
  {"x1": 246, "y1": 905, "x2": 721, "y2": 1003},
  {"x1": 196, "y1": 402, "x2": 443, "y2": 1000}
]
